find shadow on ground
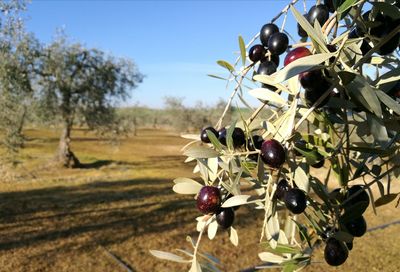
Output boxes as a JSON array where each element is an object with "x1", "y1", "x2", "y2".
[
  {"x1": 0, "y1": 176, "x2": 261, "y2": 261},
  {"x1": 0, "y1": 178, "x2": 196, "y2": 252}
]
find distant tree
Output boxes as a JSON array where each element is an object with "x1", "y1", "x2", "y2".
[
  {"x1": 0, "y1": 0, "x2": 40, "y2": 163},
  {"x1": 36, "y1": 35, "x2": 143, "y2": 167},
  {"x1": 163, "y1": 96, "x2": 192, "y2": 132},
  {"x1": 0, "y1": 35, "x2": 40, "y2": 159}
]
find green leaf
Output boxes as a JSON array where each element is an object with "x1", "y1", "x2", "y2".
[
  {"x1": 226, "y1": 122, "x2": 236, "y2": 151},
  {"x1": 337, "y1": 0, "x2": 357, "y2": 17},
  {"x1": 375, "y1": 194, "x2": 399, "y2": 207},
  {"x1": 207, "y1": 74, "x2": 227, "y2": 81},
  {"x1": 206, "y1": 130, "x2": 223, "y2": 152},
  {"x1": 346, "y1": 75, "x2": 382, "y2": 117},
  {"x1": 376, "y1": 90, "x2": 400, "y2": 115},
  {"x1": 238, "y1": 35, "x2": 246, "y2": 66},
  {"x1": 268, "y1": 53, "x2": 334, "y2": 84},
  {"x1": 366, "y1": 113, "x2": 389, "y2": 146},
  {"x1": 248, "y1": 88, "x2": 286, "y2": 106},
  {"x1": 290, "y1": 5, "x2": 327, "y2": 51},
  {"x1": 217, "y1": 60, "x2": 234, "y2": 72},
  {"x1": 268, "y1": 244, "x2": 301, "y2": 255},
  {"x1": 183, "y1": 146, "x2": 219, "y2": 158},
  {"x1": 310, "y1": 178, "x2": 330, "y2": 205},
  {"x1": 293, "y1": 147, "x2": 322, "y2": 165}
]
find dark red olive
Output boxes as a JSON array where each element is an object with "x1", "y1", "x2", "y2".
[
  {"x1": 249, "y1": 44, "x2": 266, "y2": 63},
  {"x1": 284, "y1": 47, "x2": 311, "y2": 66},
  {"x1": 299, "y1": 70, "x2": 325, "y2": 90},
  {"x1": 197, "y1": 186, "x2": 221, "y2": 214},
  {"x1": 260, "y1": 139, "x2": 286, "y2": 168}
]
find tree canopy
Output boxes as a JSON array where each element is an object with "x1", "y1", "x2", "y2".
[{"x1": 36, "y1": 35, "x2": 144, "y2": 167}]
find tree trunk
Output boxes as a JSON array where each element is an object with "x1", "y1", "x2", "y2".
[
  {"x1": 57, "y1": 121, "x2": 80, "y2": 168},
  {"x1": 133, "y1": 116, "x2": 137, "y2": 136}
]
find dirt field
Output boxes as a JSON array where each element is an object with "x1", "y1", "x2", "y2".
[{"x1": 0, "y1": 128, "x2": 398, "y2": 271}]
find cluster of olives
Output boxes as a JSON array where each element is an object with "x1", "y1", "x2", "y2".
[
  {"x1": 201, "y1": 127, "x2": 286, "y2": 169},
  {"x1": 198, "y1": 127, "x2": 288, "y2": 227},
  {"x1": 322, "y1": 185, "x2": 369, "y2": 266},
  {"x1": 349, "y1": 5, "x2": 400, "y2": 56},
  {"x1": 248, "y1": 22, "x2": 288, "y2": 82},
  {"x1": 196, "y1": 185, "x2": 236, "y2": 229},
  {"x1": 194, "y1": 0, "x2": 396, "y2": 267}
]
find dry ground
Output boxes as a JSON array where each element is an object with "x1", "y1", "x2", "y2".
[{"x1": 0, "y1": 128, "x2": 398, "y2": 272}]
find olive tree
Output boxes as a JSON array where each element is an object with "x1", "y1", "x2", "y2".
[
  {"x1": 0, "y1": 0, "x2": 39, "y2": 163},
  {"x1": 36, "y1": 36, "x2": 143, "y2": 167},
  {"x1": 151, "y1": 0, "x2": 400, "y2": 271}
]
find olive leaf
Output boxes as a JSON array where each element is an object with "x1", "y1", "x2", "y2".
[
  {"x1": 221, "y1": 195, "x2": 252, "y2": 208},
  {"x1": 184, "y1": 145, "x2": 219, "y2": 159},
  {"x1": 173, "y1": 179, "x2": 203, "y2": 195},
  {"x1": 230, "y1": 227, "x2": 239, "y2": 246},
  {"x1": 290, "y1": 5, "x2": 327, "y2": 50},
  {"x1": 374, "y1": 194, "x2": 399, "y2": 207},
  {"x1": 258, "y1": 252, "x2": 286, "y2": 263},
  {"x1": 238, "y1": 35, "x2": 246, "y2": 66},
  {"x1": 216, "y1": 60, "x2": 234, "y2": 72},
  {"x1": 149, "y1": 250, "x2": 191, "y2": 263},
  {"x1": 248, "y1": 88, "x2": 286, "y2": 106},
  {"x1": 207, "y1": 220, "x2": 218, "y2": 240},
  {"x1": 376, "y1": 90, "x2": 400, "y2": 115},
  {"x1": 346, "y1": 75, "x2": 382, "y2": 117}
]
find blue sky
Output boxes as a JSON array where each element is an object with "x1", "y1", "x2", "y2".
[{"x1": 25, "y1": 0, "x2": 313, "y2": 108}]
